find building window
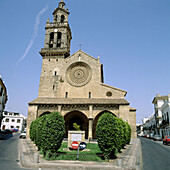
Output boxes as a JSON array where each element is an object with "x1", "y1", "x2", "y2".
[
  {"x1": 65, "y1": 92, "x2": 68, "y2": 98},
  {"x1": 5, "y1": 118, "x2": 9, "y2": 122},
  {"x1": 106, "y1": 91, "x2": 112, "y2": 97},
  {"x1": 49, "y1": 32, "x2": 54, "y2": 48},
  {"x1": 11, "y1": 126, "x2": 14, "y2": 129},
  {"x1": 16, "y1": 126, "x2": 20, "y2": 130},
  {"x1": 58, "y1": 32, "x2": 62, "y2": 39},
  {"x1": 12, "y1": 119, "x2": 15, "y2": 122},
  {"x1": 17, "y1": 119, "x2": 21, "y2": 123},
  {"x1": 61, "y1": 15, "x2": 65, "y2": 22},
  {"x1": 0, "y1": 87, "x2": 3, "y2": 96},
  {"x1": 89, "y1": 92, "x2": 91, "y2": 99}
]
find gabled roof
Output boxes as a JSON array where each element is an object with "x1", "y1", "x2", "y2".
[
  {"x1": 67, "y1": 49, "x2": 98, "y2": 62},
  {"x1": 101, "y1": 83, "x2": 127, "y2": 96}
]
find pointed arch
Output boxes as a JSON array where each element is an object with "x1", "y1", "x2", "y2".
[
  {"x1": 39, "y1": 111, "x2": 51, "y2": 117},
  {"x1": 61, "y1": 15, "x2": 65, "y2": 22},
  {"x1": 64, "y1": 110, "x2": 88, "y2": 138},
  {"x1": 93, "y1": 110, "x2": 116, "y2": 139}
]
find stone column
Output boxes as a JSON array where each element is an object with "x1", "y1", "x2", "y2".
[
  {"x1": 44, "y1": 32, "x2": 50, "y2": 48},
  {"x1": 88, "y1": 105, "x2": 93, "y2": 140},
  {"x1": 26, "y1": 105, "x2": 38, "y2": 138},
  {"x1": 57, "y1": 105, "x2": 62, "y2": 113},
  {"x1": 88, "y1": 118, "x2": 93, "y2": 140}
]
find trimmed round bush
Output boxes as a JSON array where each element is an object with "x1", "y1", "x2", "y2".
[
  {"x1": 29, "y1": 111, "x2": 65, "y2": 156},
  {"x1": 125, "y1": 122, "x2": 131, "y2": 144},
  {"x1": 115, "y1": 117, "x2": 124, "y2": 152},
  {"x1": 96, "y1": 112, "x2": 120, "y2": 158}
]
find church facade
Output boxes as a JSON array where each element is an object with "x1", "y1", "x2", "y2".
[{"x1": 27, "y1": 0, "x2": 137, "y2": 139}]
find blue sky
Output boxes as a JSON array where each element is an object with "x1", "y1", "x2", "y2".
[{"x1": 0, "y1": 0, "x2": 170, "y2": 124}]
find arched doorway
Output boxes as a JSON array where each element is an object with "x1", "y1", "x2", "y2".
[
  {"x1": 64, "y1": 111, "x2": 88, "y2": 139},
  {"x1": 39, "y1": 111, "x2": 51, "y2": 117},
  {"x1": 93, "y1": 111, "x2": 116, "y2": 139}
]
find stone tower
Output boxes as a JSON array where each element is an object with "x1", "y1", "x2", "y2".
[
  {"x1": 38, "y1": 0, "x2": 72, "y2": 97},
  {"x1": 27, "y1": 0, "x2": 137, "y2": 139}
]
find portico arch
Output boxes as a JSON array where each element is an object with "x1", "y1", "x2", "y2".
[
  {"x1": 64, "y1": 110, "x2": 88, "y2": 139},
  {"x1": 93, "y1": 110, "x2": 116, "y2": 139},
  {"x1": 39, "y1": 111, "x2": 51, "y2": 117}
]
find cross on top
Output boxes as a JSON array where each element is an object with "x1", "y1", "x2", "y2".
[{"x1": 79, "y1": 44, "x2": 82, "y2": 50}]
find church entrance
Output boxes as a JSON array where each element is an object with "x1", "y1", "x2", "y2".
[{"x1": 64, "y1": 111, "x2": 88, "y2": 139}]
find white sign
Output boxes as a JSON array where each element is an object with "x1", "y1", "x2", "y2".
[{"x1": 71, "y1": 134, "x2": 82, "y2": 141}]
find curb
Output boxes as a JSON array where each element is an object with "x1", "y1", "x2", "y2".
[{"x1": 19, "y1": 138, "x2": 141, "y2": 170}]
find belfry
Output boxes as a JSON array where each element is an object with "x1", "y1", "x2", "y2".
[{"x1": 27, "y1": 0, "x2": 137, "y2": 139}]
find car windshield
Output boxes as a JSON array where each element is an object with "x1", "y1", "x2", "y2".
[{"x1": 167, "y1": 137, "x2": 170, "y2": 139}]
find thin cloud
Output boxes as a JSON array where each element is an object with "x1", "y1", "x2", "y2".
[{"x1": 16, "y1": 5, "x2": 48, "y2": 66}]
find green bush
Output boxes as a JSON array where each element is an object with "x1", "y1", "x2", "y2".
[
  {"x1": 96, "y1": 112, "x2": 120, "y2": 159},
  {"x1": 118, "y1": 119, "x2": 127, "y2": 148},
  {"x1": 125, "y1": 122, "x2": 131, "y2": 144},
  {"x1": 96, "y1": 113, "x2": 132, "y2": 158},
  {"x1": 115, "y1": 118, "x2": 124, "y2": 152},
  {"x1": 29, "y1": 111, "x2": 65, "y2": 156}
]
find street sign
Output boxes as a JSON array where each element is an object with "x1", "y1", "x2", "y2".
[
  {"x1": 79, "y1": 142, "x2": 87, "y2": 150},
  {"x1": 71, "y1": 141, "x2": 79, "y2": 149}
]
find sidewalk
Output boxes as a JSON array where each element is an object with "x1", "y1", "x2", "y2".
[{"x1": 18, "y1": 138, "x2": 141, "y2": 170}]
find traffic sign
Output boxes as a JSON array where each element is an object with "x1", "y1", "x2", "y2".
[
  {"x1": 71, "y1": 141, "x2": 79, "y2": 149},
  {"x1": 79, "y1": 142, "x2": 87, "y2": 150}
]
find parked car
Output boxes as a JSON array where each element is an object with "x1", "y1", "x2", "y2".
[
  {"x1": 144, "y1": 134, "x2": 149, "y2": 138},
  {"x1": 153, "y1": 135, "x2": 162, "y2": 141},
  {"x1": 149, "y1": 133, "x2": 154, "y2": 139},
  {"x1": 163, "y1": 135, "x2": 170, "y2": 145},
  {"x1": 12, "y1": 128, "x2": 18, "y2": 132},
  {"x1": 19, "y1": 131, "x2": 26, "y2": 139}
]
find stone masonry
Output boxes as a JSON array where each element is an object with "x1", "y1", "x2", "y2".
[{"x1": 26, "y1": 0, "x2": 137, "y2": 139}]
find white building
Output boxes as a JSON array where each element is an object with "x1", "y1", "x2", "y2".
[
  {"x1": 1, "y1": 111, "x2": 26, "y2": 132},
  {"x1": 160, "y1": 94, "x2": 170, "y2": 138},
  {"x1": 142, "y1": 114, "x2": 156, "y2": 135},
  {"x1": 152, "y1": 94, "x2": 170, "y2": 138},
  {"x1": 0, "y1": 76, "x2": 8, "y2": 129}
]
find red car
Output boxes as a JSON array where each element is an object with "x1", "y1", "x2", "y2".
[{"x1": 163, "y1": 135, "x2": 170, "y2": 145}]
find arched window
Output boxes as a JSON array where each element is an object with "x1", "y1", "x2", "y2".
[
  {"x1": 57, "y1": 32, "x2": 62, "y2": 47},
  {"x1": 57, "y1": 32, "x2": 62, "y2": 39},
  {"x1": 61, "y1": 15, "x2": 65, "y2": 22},
  {"x1": 49, "y1": 32, "x2": 54, "y2": 48}
]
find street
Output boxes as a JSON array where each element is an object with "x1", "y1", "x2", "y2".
[
  {"x1": 140, "y1": 137, "x2": 170, "y2": 170},
  {"x1": 0, "y1": 133, "x2": 36, "y2": 170}
]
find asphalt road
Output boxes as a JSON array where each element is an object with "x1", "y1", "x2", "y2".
[
  {"x1": 140, "y1": 137, "x2": 170, "y2": 170},
  {"x1": 0, "y1": 133, "x2": 37, "y2": 170}
]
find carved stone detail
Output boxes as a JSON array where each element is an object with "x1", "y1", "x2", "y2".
[{"x1": 66, "y1": 62, "x2": 92, "y2": 87}]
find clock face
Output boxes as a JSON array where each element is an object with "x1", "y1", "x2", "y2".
[{"x1": 54, "y1": 29, "x2": 58, "y2": 32}]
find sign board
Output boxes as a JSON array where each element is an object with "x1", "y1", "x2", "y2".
[
  {"x1": 71, "y1": 141, "x2": 79, "y2": 149},
  {"x1": 79, "y1": 142, "x2": 87, "y2": 150},
  {"x1": 71, "y1": 134, "x2": 82, "y2": 141}
]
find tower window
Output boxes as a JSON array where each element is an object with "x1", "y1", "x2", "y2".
[
  {"x1": 61, "y1": 15, "x2": 65, "y2": 22},
  {"x1": 57, "y1": 32, "x2": 62, "y2": 47},
  {"x1": 65, "y1": 92, "x2": 68, "y2": 98},
  {"x1": 54, "y1": 71, "x2": 57, "y2": 76},
  {"x1": 55, "y1": 15, "x2": 58, "y2": 22},
  {"x1": 49, "y1": 32, "x2": 54, "y2": 48},
  {"x1": 57, "y1": 43, "x2": 61, "y2": 47},
  {"x1": 58, "y1": 32, "x2": 62, "y2": 40}
]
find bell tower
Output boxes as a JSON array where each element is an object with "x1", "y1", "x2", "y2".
[{"x1": 40, "y1": 0, "x2": 72, "y2": 58}]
